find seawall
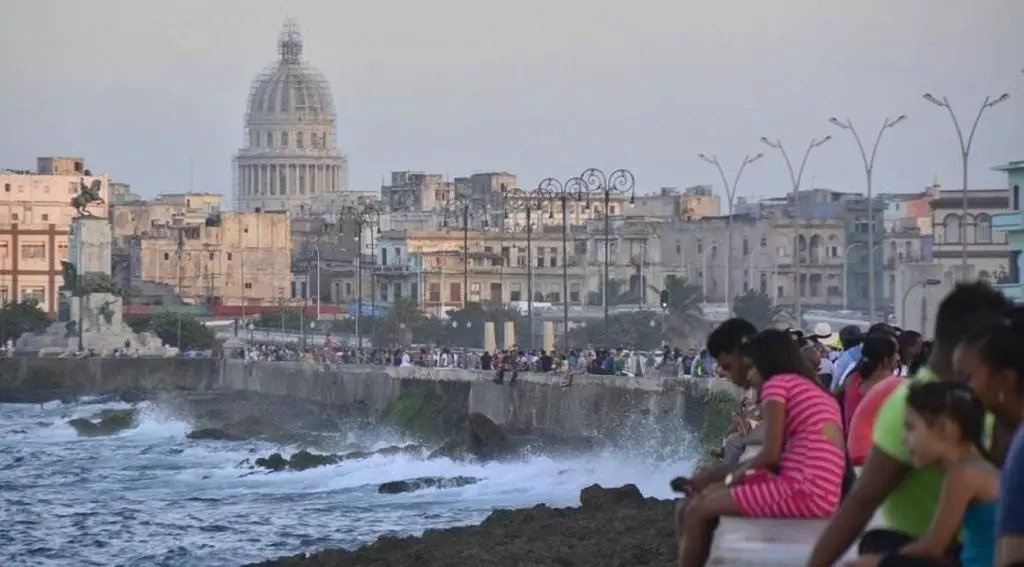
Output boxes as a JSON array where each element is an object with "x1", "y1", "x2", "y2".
[{"x1": 0, "y1": 358, "x2": 742, "y2": 439}]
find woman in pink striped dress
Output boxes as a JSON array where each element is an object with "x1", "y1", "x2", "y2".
[{"x1": 676, "y1": 328, "x2": 847, "y2": 567}]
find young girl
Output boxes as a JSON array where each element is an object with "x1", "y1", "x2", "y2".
[
  {"x1": 851, "y1": 381, "x2": 999, "y2": 567},
  {"x1": 839, "y1": 334, "x2": 900, "y2": 432}
]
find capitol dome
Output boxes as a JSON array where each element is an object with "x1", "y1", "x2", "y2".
[{"x1": 233, "y1": 20, "x2": 349, "y2": 215}]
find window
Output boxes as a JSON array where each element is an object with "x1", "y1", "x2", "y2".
[
  {"x1": 943, "y1": 214, "x2": 961, "y2": 244},
  {"x1": 21, "y1": 287, "x2": 45, "y2": 304},
  {"x1": 976, "y1": 214, "x2": 992, "y2": 243},
  {"x1": 570, "y1": 282, "x2": 581, "y2": 304},
  {"x1": 296, "y1": 132, "x2": 304, "y2": 149},
  {"x1": 265, "y1": 132, "x2": 273, "y2": 147},
  {"x1": 410, "y1": 282, "x2": 419, "y2": 304},
  {"x1": 291, "y1": 281, "x2": 297, "y2": 298},
  {"x1": 0, "y1": 285, "x2": 7, "y2": 304},
  {"x1": 697, "y1": 240, "x2": 703, "y2": 255},
  {"x1": 393, "y1": 282, "x2": 402, "y2": 300},
  {"x1": 41, "y1": 214, "x2": 48, "y2": 222},
  {"x1": 281, "y1": 131, "x2": 289, "y2": 148},
  {"x1": 227, "y1": 253, "x2": 233, "y2": 261},
  {"x1": 428, "y1": 283, "x2": 441, "y2": 303},
  {"x1": 510, "y1": 284, "x2": 522, "y2": 302},
  {"x1": 345, "y1": 282, "x2": 352, "y2": 297},
  {"x1": 450, "y1": 282, "x2": 462, "y2": 303},
  {"x1": 3, "y1": 183, "x2": 9, "y2": 192},
  {"x1": 209, "y1": 252, "x2": 215, "y2": 261},
  {"x1": 21, "y1": 244, "x2": 45, "y2": 260},
  {"x1": 759, "y1": 272, "x2": 768, "y2": 293},
  {"x1": 244, "y1": 282, "x2": 253, "y2": 290},
  {"x1": 163, "y1": 252, "x2": 170, "y2": 261},
  {"x1": 379, "y1": 283, "x2": 388, "y2": 302},
  {"x1": 743, "y1": 239, "x2": 749, "y2": 256},
  {"x1": 11, "y1": 213, "x2": 17, "y2": 221}
]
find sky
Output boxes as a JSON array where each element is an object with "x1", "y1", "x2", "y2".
[{"x1": 1, "y1": 0, "x2": 1023, "y2": 205}]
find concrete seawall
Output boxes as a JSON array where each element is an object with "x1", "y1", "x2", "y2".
[{"x1": 0, "y1": 358, "x2": 741, "y2": 438}]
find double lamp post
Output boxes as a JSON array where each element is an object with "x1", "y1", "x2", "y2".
[{"x1": 340, "y1": 203, "x2": 380, "y2": 356}]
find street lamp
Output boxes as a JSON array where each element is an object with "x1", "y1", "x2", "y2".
[
  {"x1": 698, "y1": 152, "x2": 763, "y2": 314},
  {"x1": 309, "y1": 244, "x2": 322, "y2": 321},
  {"x1": 442, "y1": 195, "x2": 488, "y2": 312},
  {"x1": 760, "y1": 135, "x2": 832, "y2": 327},
  {"x1": 922, "y1": 92, "x2": 1010, "y2": 272},
  {"x1": 340, "y1": 203, "x2": 381, "y2": 359},
  {"x1": 502, "y1": 184, "x2": 549, "y2": 351},
  {"x1": 579, "y1": 168, "x2": 636, "y2": 346},
  {"x1": 829, "y1": 114, "x2": 907, "y2": 320},
  {"x1": 537, "y1": 175, "x2": 589, "y2": 354},
  {"x1": 901, "y1": 278, "x2": 942, "y2": 330}
]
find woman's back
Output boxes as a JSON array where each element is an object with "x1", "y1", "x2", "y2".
[
  {"x1": 961, "y1": 499, "x2": 997, "y2": 567},
  {"x1": 763, "y1": 374, "x2": 845, "y2": 498},
  {"x1": 847, "y1": 375, "x2": 903, "y2": 466}
]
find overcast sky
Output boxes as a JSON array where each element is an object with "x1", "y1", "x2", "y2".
[{"x1": 1, "y1": 0, "x2": 1022, "y2": 204}]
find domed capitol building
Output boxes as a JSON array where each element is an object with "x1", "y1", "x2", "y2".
[{"x1": 234, "y1": 20, "x2": 349, "y2": 215}]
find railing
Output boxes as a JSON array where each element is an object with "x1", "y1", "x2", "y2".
[{"x1": 993, "y1": 210, "x2": 1024, "y2": 232}]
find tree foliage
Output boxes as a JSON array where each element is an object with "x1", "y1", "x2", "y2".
[
  {"x1": 565, "y1": 310, "x2": 665, "y2": 350},
  {"x1": 732, "y1": 290, "x2": 781, "y2": 330},
  {"x1": 373, "y1": 300, "x2": 531, "y2": 349},
  {"x1": 146, "y1": 313, "x2": 216, "y2": 351},
  {"x1": 0, "y1": 300, "x2": 51, "y2": 345},
  {"x1": 650, "y1": 275, "x2": 705, "y2": 342}
]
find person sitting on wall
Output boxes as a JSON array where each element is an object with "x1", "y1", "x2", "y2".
[
  {"x1": 673, "y1": 327, "x2": 846, "y2": 567},
  {"x1": 709, "y1": 398, "x2": 763, "y2": 464}
]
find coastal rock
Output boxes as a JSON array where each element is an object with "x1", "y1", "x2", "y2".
[
  {"x1": 187, "y1": 428, "x2": 247, "y2": 442},
  {"x1": 579, "y1": 483, "x2": 645, "y2": 510},
  {"x1": 377, "y1": 476, "x2": 479, "y2": 495},
  {"x1": 67, "y1": 408, "x2": 138, "y2": 437},
  {"x1": 252, "y1": 444, "x2": 425, "y2": 473},
  {"x1": 242, "y1": 484, "x2": 677, "y2": 567},
  {"x1": 428, "y1": 413, "x2": 513, "y2": 461}
]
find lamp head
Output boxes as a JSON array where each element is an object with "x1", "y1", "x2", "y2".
[
  {"x1": 922, "y1": 93, "x2": 945, "y2": 107},
  {"x1": 746, "y1": 153, "x2": 764, "y2": 164},
  {"x1": 888, "y1": 115, "x2": 908, "y2": 127},
  {"x1": 828, "y1": 117, "x2": 846, "y2": 128},
  {"x1": 698, "y1": 153, "x2": 715, "y2": 164},
  {"x1": 989, "y1": 93, "x2": 1011, "y2": 107},
  {"x1": 760, "y1": 137, "x2": 779, "y2": 149}
]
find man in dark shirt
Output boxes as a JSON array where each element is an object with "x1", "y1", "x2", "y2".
[
  {"x1": 539, "y1": 350, "x2": 553, "y2": 372},
  {"x1": 480, "y1": 351, "x2": 493, "y2": 371}
]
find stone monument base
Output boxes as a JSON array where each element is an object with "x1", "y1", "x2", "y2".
[{"x1": 16, "y1": 292, "x2": 176, "y2": 357}]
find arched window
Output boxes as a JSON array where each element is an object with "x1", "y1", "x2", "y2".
[
  {"x1": 976, "y1": 214, "x2": 992, "y2": 243},
  {"x1": 281, "y1": 131, "x2": 289, "y2": 148},
  {"x1": 760, "y1": 236, "x2": 767, "y2": 248},
  {"x1": 963, "y1": 214, "x2": 975, "y2": 243},
  {"x1": 808, "y1": 234, "x2": 824, "y2": 264},
  {"x1": 265, "y1": 131, "x2": 273, "y2": 148},
  {"x1": 943, "y1": 213, "x2": 961, "y2": 244}
]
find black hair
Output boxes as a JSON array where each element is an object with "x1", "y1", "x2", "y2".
[
  {"x1": 852, "y1": 334, "x2": 898, "y2": 379},
  {"x1": 867, "y1": 323, "x2": 894, "y2": 337},
  {"x1": 707, "y1": 318, "x2": 758, "y2": 358},
  {"x1": 908, "y1": 340, "x2": 933, "y2": 377},
  {"x1": 741, "y1": 329, "x2": 820, "y2": 388},
  {"x1": 839, "y1": 325, "x2": 863, "y2": 349},
  {"x1": 960, "y1": 306, "x2": 1024, "y2": 395},
  {"x1": 899, "y1": 330, "x2": 923, "y2": 361},
  {"x1": 934, "y1": 282, "x2": 1012, "y2": 345},
  {"x1": 905, "y1": 380, "x2": 987, "y2": 458}
]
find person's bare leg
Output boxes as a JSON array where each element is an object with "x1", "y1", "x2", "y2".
[{"x1": 678, "y1": 488, "x2": 742, "y2": 567}]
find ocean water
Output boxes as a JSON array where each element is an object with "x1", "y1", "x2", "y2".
[{"x1": 0, "y1": 398, "x2": 694, "y2": 567}]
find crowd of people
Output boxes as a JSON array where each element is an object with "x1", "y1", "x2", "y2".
[{"x1": 670, "y1": 281, "x2": 1024, "y2": 567}]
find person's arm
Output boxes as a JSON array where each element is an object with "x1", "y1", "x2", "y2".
[
  {"x1": 998, "y1": 431, "x2": 1024, "y2": 567},
  {"x1": 807, "y1": 447, "x2": 909, "y2": 567},
  {"x1": 896, "y1": 467, "x2": 976, "y2": 558},
  {"x1": 731, "y1": 397, "x2": 784, "y2": 476},
  {"x1": 807, "y1": 387, "x2": 911, "y2": 567}
]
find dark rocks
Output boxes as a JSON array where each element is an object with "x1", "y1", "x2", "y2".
[
  {"x1": 242, "y1": 484, "x2": 678, "y2": 567},
  {"x1": 187, "y1": 428, "x2": 247, "y2": 442},
  {"x1": 378, "y1": 476, "x2": 480, "y2": 494},
  {"x1": 67, "y1": 408, "x2": 138, "y2": 437},
  {"x1": 252, "y1": 444, "x2": 426, "y2": 473},
  {"x1": 428, "y1": 413, "x2": 514, "y2": 461},
  {"x1": 579, "y1": 483, "x2": 646, "y2": 510}
]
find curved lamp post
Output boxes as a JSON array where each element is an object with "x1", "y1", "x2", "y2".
[
  {"x1": 579, "y1": 168, "x2": 636, "y2": 346},
  {"x1": 502, "y1": 185, "x2": 550, "y2": 351},
  {"x1": 901, "y1": 278, "x2": 942, "y2": 330},
  {"x1": 537, "y1": 175, "x2": 589, "y2": 353},
  {"x1": 922, "y1": 93, "x2": 1009, "y2": 272},
  {"x1": 698, "y1": 153, "x2": 763, "y2": 314},
  {"x1": 340, "y1": 203, "x2": 380, "y2": 358},
  {"x1": 759, "y1": 136, "x2": 831, "y2": 327},
  {"x1": 829, "y1": 114, "x2": 907, "y2": 320},
  {"x1": 442, "y1": 195, "x2": 488, "y2": 313}
]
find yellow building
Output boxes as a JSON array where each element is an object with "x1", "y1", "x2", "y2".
[
  {"x1": 375, "y1": 229, "x2": 587, "y2": 315},
  {"x1": 133, "y1": 211, "x2": 291, "y2": 306},
  {"x1": 111, "y1": 193, "x2": 223, "y2": 238},
  {"x1": 0, "y1": 160, "x2": 110, "y2": 314}
]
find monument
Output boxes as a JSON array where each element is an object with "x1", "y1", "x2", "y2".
[{"x1": 16, "y1": 183, "x2": 174, "y2": 356}]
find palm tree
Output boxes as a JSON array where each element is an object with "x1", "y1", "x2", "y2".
[
  {"x1": 732, "y1": 289, "x2": 782, "y2": 330},
  {"x1": 381, "y1": 297, "x2": 424, "y2": 347},
  {"x1": 649, "y1": 275, "x2": 704, "y2": 341}
]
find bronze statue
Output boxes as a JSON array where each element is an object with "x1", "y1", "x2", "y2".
[{"x1": 70, "y1": 179, "x2": 105, "y2": 217}]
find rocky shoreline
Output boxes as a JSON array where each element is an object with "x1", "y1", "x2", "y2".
[{"x1": 244, "y1": 484, "x2": 678, "y2": 567}]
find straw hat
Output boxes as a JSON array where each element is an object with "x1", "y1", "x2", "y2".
[{"x1": 813, "y1": 323, "x2": 836, "y2": 343}]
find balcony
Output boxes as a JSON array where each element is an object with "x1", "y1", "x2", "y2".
[
  {"x1": 993, "y1": 210, "x2": 1024, "y2": 233},
  {"x1": 373, "y1": 263, "x2": 414, "y2": 275},
  {"x1": 996, "y1": 283, "x2": 1024, "y2": 304}
]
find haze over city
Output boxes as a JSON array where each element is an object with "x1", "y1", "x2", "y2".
[{"x1": 2, "y1": 0, "x2": 1023, "y2": 200}]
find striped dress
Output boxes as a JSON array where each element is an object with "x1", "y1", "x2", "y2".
[{"x1": 731, "y1": 373, "x2": 846, "y2": 518}]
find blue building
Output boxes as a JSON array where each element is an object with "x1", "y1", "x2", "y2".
[{"x1": 991, "y1": 160, "x2": 1024, "y2": 302}]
